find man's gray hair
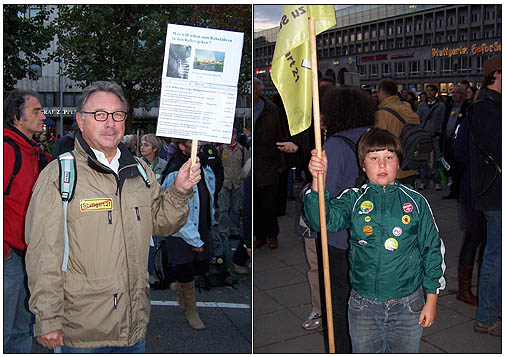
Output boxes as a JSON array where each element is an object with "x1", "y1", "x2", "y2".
[{"x1": 77, "y1": 81, "x2": 129, "y2": 113}]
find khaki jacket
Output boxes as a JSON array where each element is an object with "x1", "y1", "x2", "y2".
[
  {"x1": 220, "y1": 143, "x2": 245, "y2": 190},
  {"x1": 25, "y1": 134, "x2": 192, "y2": 348},
  {"x1": 375, "y1": 95, "x2": 421, "y2": 179}
]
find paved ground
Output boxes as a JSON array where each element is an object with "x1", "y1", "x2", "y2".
[{"x1": 253, "y1": 180, "x2": 501, "y2": 353}]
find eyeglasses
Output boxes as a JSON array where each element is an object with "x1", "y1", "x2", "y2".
[{"x1": 82, "y1": 110, "x2": 127, "y2": 122}]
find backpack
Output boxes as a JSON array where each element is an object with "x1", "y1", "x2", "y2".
[
  {"x1": 152, "y1": 239, "x2": 177, "y2": 290},
  {"x1": 4, "y1": 137, "x2": 22, "y2": 196},
  {"x1": 379, "y1": 107, "x2": 433, "y2": 171},
  {"x1": 4, "y1": 137, "x2": 49, "y2": 195},
  {"x1": 333, "y1": 135, "x2": 367, "y2": 187},
  {"x1": 57, "y1": 152, "x2": 151, "y2": 272}
]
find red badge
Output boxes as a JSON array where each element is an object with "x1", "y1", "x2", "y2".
[{"x1": 403, "y1": 203, "x2": 413, "y2": 213}]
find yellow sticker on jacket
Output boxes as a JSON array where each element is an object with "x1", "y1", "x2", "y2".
[
  {"x1": 360, "y1": 201, "x2": 374, "y2": 214},
  {"x1": 80, "y1": 198, "x2": 113, "y2": 212}
]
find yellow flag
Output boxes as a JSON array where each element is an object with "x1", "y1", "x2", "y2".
[{"x1": 271, "y1": 5, "x2": 336, "y2": 136}]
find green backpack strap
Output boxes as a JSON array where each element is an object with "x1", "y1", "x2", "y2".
[
  {"x1": 134, "y1": 157, "x2": 151, "y2": 188},
  {"x1": 58, "y1": 152, "x2": 76, "y2": 272}
]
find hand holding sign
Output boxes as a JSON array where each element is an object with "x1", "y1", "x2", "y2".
[{"x1": 174, "y1": 157, "x2": 201, "y2": 194}]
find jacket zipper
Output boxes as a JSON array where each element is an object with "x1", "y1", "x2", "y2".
[
  {"x1": 108, "y1": 211, "x2": 112, "y2": 224},
  {"x1": 375, "y1": 186, "x2": 387, "y2": 299},
  {"x1": 113, "y1": 293, "x2": 118, "y2": 310},
  {"x1": 135, "y1": 207, "x2": 141, "y2": 221}
]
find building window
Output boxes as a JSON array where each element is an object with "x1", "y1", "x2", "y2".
[
  {"x1": 459, "y1": 32, "x2": 467, "y2": 41},
  {"x1": 448, "y1": 35, "x2": 453, "y2": 42},
  {"x1": 63, "y1": 93, "x2": 74, "y2": 107},
  {"x1": 359, "y1": 65, "x2": 367, "y2": 77},
  {"x1": 382, "y1": 63, "x2": 391, "y2": 77},
  {"x1": 458, "y1": 56, "x2": 471, "y2": 73},
  {"x1": 472, "y1": 12, "x2": 479, "y2": 22},
  {"x1": 397, "y1": 25, "x2": 402, "y2": 34},
  {"x1": 370, "y1": 63, "x2": 379, "y2": 78},
  {"x1": 380, "y1": 28, "x2": 385, "y2": 36},
  {"x1": 395, "y1": 62, "x2": 405, "y2": 76},
  {"x1": 448, "y1": 17, "x2": 454, "y2": 26},
  {"x1": 459, "y1": 15, "x2": 467, "y2": 24},
  {"x1": 409, "y1": 61, "x2": 420, "y2": 75},
  {"x1": 41, "y1": 93, "x2": 55, "y2": 107},
  {"x1": 416, "y1": 22, "x2": 422, "y2": 30},
  {"x1": 440, "y1": 83, "x2": 447, "y2": 93},
  {"x1": 344, "y1": 35, "x2": 348, "y2": 43},
  {"x1": 396, "y1": 41, "x2": 403, "y2": 48},
  {"x1": 372, "y1": 29, "x2": 377, "y2": 38},
  {"x1": 424, "y1": 59, "x2": 435, "y2": 74},
  {"x1": 426, "y1": 21, "x2": 431, "y2": 30},
  {"x1": 364, "y1": 44, "x2": 369, "y2": 52},
  {"x1": 477, "y1": 56, "x2": 486, "y2": 71},
  {"x1": 406, "y1": 39, "x2": 412, "y2": 47},
  {"x1": 364, "y1": 31, "x2": 369, "y2": 40},
  {"x1": 441, "y1": 58, "x2": 452, "y2": 74},
  {"x1": 371, "y1": 44, "x2": 376, "y2": 51},
  {"x1": 406, "y1": 24, "x2": 412, "y2": 32},
  {"x1": 357, "y1": 32, "x2": 362, "y2": 41},
  {"x1": 338, "y1": 36, "x2": 342, "y2": 44},
  {"x1": 350, "y1": 34, "x2": 355, "y2": 42},
  {"x1": 379, "y1": 43, "x2": 384, "y2": 50},
  {"x1": 388, "y1": 27, "x2": 393, "y2": 35},
  {"x1": 472, "y1": 31, "x2": 479, "y2": 40}
]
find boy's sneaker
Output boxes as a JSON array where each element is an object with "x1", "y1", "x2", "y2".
[
  {"x1": 417, "y1": 183, "x2": 426, "y2": 190},
  {"x1": 232, "y1": 262, "x2": 249, "y2": 275},
  {"x1": 474, "y1": 321, "x2": 502, "y2": 336},
  {"x1": 302, "y1": 312, "x2": 322, "y2": 330},
  {"x1": 434, "y1": 183, "x2": 442, "y2": 190}
]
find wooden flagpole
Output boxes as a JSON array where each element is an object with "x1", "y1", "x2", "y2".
[{"x1": 308, "y1": 16, "x2": 335, "y2": 353}]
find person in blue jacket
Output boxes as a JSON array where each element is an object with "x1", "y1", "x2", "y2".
[
  {"x1": 162, "y1": 138, "x2": 215, "y2": 330},
  {"x1": 304, "y1": 128, "x2": 446, "y2": 353}
]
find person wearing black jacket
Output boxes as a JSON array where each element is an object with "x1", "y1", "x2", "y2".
[
  {"x1": 467, "y1": 55, "x2": 501, "y2": 337},
  {"x1": 440, "y1": 84, "x2": 469, "y2": 199}
]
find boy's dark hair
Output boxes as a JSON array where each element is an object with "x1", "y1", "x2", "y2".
[
  {"x1": 482, "y1": 70, "x2": 501, "y2": 87},
  {"x1": 357, "y1": 128, "x2": 403, "y2": 169},
  {"x1": 4, "y1": 90, "x2": 40, "y2": 129},
  {"x1": 377, "y1": 79, "x2": 397, "y2": 97}
]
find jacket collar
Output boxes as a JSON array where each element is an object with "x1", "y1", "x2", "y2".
[
  {"x1": 379, "y1": 95, "x2": 401, "y2": 108},
  {"x1": 75, "y1": 131, "x2": 137, "y2": 172},
  {"x1": 366, "y1": 180, "x2": 400, "y2": 194},
  {"x1": 481, "y1": 87, "x2": 501, "y2": 105},
  {"x1": 4, "y1": 127, "x2": 39, "y2": 150}
]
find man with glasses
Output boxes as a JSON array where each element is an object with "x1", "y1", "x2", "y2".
[{"x1": 24, "y1": 81, "x2": 200, "y2": 353}]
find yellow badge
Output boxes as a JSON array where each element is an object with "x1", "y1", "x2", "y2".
[
  {"x1": 363, "y1": 225, "x2": 373, "y2": 236},
  {"x1": 360, "y1": 201, "x2": 374, "y2": 214},
  {"x1": 364, "y1": 216, "x2": 371, "y2": 222},
  {"x1": 80, "y1": 198, "x2": 113, "y2": 212},
  {"x1": 402, "y1": 215, "x2": 411, "y2": 225},
  {"x1": 384, "y1": 238, "x2": 399, "y2": 251}
]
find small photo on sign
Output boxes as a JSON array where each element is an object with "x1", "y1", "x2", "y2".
[
  {"x1": 193, "y1": 49, "x2": 225, "y2": 73},
  {"x1": 166, "y1": 44, "x2": 192, "y2": 79}
]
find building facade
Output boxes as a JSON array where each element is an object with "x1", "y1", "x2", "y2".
[{"x1": 254, "y1": 4, "x2": 502, "y2": 97}]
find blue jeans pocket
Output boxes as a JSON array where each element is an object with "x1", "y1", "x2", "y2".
[
  {"x1": 349, "y1": 290, "x2": 366, "y2": 312},
  {"x1": 407, "y1": 288, "x2": 425, "y2": 313}
]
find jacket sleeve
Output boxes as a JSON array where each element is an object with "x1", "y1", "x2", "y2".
[
  {"x1": 25, "y1": 162, "x2": 66, "y2": 337},
  {"x1": 149, "y1": 161, "x2": 193, "y2": 237},
  {"x1": 417, "y1": 198, "x2": 446, "y2": 294},
  {"x1": 3, "y1": 141, "x2": 15, "y2": 193},
  {"x1": 303, "y1": 189, "x2": 353, "y2": 233},
  {"x1": 161, "y1": 171, "x2": 203, "y2": 247}
]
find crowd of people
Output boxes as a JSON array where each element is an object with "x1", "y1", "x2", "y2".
[
  {"x1": 253, "y1": 54, "x2": 501, "y2": 351},
  {"x1": 4, "y1": 81, "x2": 251, "y2": 353}
]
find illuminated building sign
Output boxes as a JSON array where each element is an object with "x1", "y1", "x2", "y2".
[
  {"x1": 360, "y1": 53, "x2": 388, "y2": 62},
  {"x1": 432, "y1": 42, "x2": 501, "y2": 58}
]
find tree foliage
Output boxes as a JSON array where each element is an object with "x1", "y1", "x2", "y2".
[
  {"x1": 3, "y1": 5, "x2": 56, "y2": 92},
  {"x1": 53, "y1": 5, "x2": 251, "y2": 117}
]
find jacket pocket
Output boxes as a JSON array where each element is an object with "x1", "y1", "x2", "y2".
[
  {"x1": 63, "y1": 279, "x2": 129, "y2": 343},
  {"x1": 407, "y1": 287, "x2": 425, "y2": 314}
]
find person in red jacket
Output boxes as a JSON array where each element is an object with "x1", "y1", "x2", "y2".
[{"x1": 3, "y1": 89, "x2": 46, "y2": 353}]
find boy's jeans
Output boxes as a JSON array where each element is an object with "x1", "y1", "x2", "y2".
[
  {"x1": 348, "y1": 287, "x2": 424, "y2": 353},
  {"x1": 3, "y1": 251, "x2": 33, "y2": 353}
]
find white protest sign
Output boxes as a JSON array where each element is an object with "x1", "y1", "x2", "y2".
[{"x1": 156, "y1": 24, "x2": 244, "y2": 144}]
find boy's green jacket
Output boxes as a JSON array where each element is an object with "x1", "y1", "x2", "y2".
[{"x1": 304, "y1": 181, "x2": 446, "y2": 301}]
